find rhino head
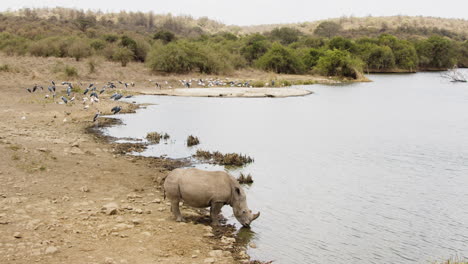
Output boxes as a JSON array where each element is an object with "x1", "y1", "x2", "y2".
[{"x1": 231, "y1": 186, "x2": 260, "y2": 227}]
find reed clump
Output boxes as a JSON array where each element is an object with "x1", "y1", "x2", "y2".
[
  {"x1": 146, "y1": 132, "x2": 161, "y2": 143},
  {"x1": 237, "y1": 172, "x2": 253, "y2": 184},
  {"x1": 146, "y1": 132, "x2": 170, "y2": 143},
  {"x1": 194, "y1": 150, "x2": 254, "y2": 166},
  {"x1": 187, "y1": 135, "x2": 200, "y2": 146}
]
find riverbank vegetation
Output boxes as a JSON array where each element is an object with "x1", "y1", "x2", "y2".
[
  {"x1": 1, "y1": 8, "x2": 468, "y2": 80},
  {"x1": 194, "y1": 150, "x2": 254, "y2": 166}
]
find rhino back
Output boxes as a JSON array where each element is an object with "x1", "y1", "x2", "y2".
[{"x1": 170, "y1": 168, "x2": 233, "y2": 208}]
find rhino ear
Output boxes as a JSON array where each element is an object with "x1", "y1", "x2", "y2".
[{"x1": 235, "y1": 187, "x2": 241, "y2": 195}]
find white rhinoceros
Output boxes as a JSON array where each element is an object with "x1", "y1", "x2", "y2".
[{"x1": 164, "y1": 168, "x2": 260, "y2": 227}]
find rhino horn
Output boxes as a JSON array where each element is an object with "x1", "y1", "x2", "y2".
[{"x1": 252, "y1": 212, "x2": 260, "y2": 221}]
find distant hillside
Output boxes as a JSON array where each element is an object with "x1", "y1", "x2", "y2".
[
  {"x1": 1, "y1": 8, "x2": 468, "y2": 40},
  {"x1": 241, "y1": 16, "x2": 468, "y2": 40}
]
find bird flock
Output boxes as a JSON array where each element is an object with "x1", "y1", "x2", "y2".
[
  {"x1": 148, "y1": 78, "x2": 253, "y2": 89},
  {"x1": 26, "y1": 80, "x2": 134, "y2": 122}
]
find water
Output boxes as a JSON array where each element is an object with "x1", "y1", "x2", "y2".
[{"x1": 103, "y1": 71, "x2": 468, "y2": 264}]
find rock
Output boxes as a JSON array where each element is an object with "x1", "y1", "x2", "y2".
[
  {"x1": 71, "y1": 141, "x2": 80, "y2": 148},
  {"x1": 192, "y1": 255, "x2": 198, "y2": 258},
  {"x1": 203, "y1": 258, "x2": 215, "y2": 263},
  {"x1": 249, "y1": 242, "x2": 257, "y2": 248},
  {"x1": 152, "y1": 198, "x2": 161, "y2": 203},
  {"x1": 37, "y1": 148, "x2": 49, "y2": 153},
  {"x1": 221, "y1": 236, "x2": 235, "y2": 245},
  {"x1": 203, "y1": 232, "x2": 214, "y2": 238},
  {"x1": 104, "y1": 257, "x2": 115, "y2": 264},
  {"x1": 131, "y1": 218, "x2": 142, "y2": 225},
  {"x1": 45, "y1": 246, "x2": 58, "y2": 254},
  {"x1": 13, "y1": 232, "x2": 22, "y2": 239},
  {"x1": 112, "y1": 223, "x2": 134, "y2": 231},
  {"x1": 102, "y1": 202, "x2": 119, "y2": 215},
  {"x1": 141, "y1": 232, "x2": 151, "y2": 237},
  {"x1": 135, "y1": 208, "x2": 143, "y2": 214},
  {"x1": 238, "y1": 251, "x2": 249, "y2": 259},
  {"x1": 209, "y1": 250, "x2": 223, "y2": 258},
  {"x1": 80, "y1": 186, "x2": 89, "y2": 192},
  {"x1": 69, "y1": 147, "x2": 84, "y2": 155}
]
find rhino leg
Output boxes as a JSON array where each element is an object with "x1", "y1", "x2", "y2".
[
  {"x1": 210, "y1": 202, "x2": 224, "y2": 226},
  {"x1": 170, "y1": 200, "x2": 185, "y2": 222}
]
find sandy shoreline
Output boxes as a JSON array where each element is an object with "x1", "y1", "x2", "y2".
[{"x1": 138, "y1": 87, "x2": 313, "y2": 98}]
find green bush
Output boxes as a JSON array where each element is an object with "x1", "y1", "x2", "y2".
[
  {"x1": 315, "y1": 49, "x2": 363, "y2": 79},
  {"x1": 113, "y1": 47, "x2": 134, "y2": 67},
  {"x1": 255, "y1": 42, "x2": 305, "y2": 74},
  {"x1": 64, "y1": 65, "x2": 78, "y2": 77},
  {"x1": 90, "y1": 39, "x2": 106, "y2": 50},
  {"x1": 68, "y1": 40, "x2": 92, "y2": 61}
]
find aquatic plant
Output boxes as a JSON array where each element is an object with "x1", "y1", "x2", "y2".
[
  {"x1": 187, "y1": 135, "x2": 200, "y2": 146},
  {"x1": 238, "y1": 172, "x2": 253, "y2": 184},
  {"x1": 194, "y1": 150, "x2": 254, "y2": 166},
  {"x1": 146, "y1": 132, "x2": 161, "y2": 143}
]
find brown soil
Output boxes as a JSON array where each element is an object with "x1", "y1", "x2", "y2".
[{"x1": 0, "y1": 54, "x2": 261, "y2": 264}]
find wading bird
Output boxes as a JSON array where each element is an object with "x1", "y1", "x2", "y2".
[{"x1": 111, "y1": 106, "x2": 122, "y2": 114}]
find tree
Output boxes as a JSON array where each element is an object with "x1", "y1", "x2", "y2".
[
  {"x1": 255, "y1": 43, "x2": 305, "y2": 74},
  {"x1": 315, "y1": 49, "x2": 363, "y2": 79},
  {"x1": 314, "y1": 21, "x2": 342, "y2": 38},
  {"x1": 358, "y1": 43, "x2": 395, "y2": 71},
  {"x1": 153, "y1": 30, "x2": 176, "y2": 44},
  {"x1": 68, "y1": 40, "x2": 91, "y2": 61},
  {"x1": 73, "y1": 17, "x2": 95, "y2": 32},
  {"x1": 328, "y1": 36, "x2": 356, "y2": 52},
  {"x1": 415, "y1": 36, "x2": 456, "y2": 69},
  {"x1": 113, "y1": 47, "x2": 134, "y2": 67},
  {"x1": 240, "y1": 34, "x2": 271, "y2": 64},
  {"x1": 268, "y1": 27, "x2": 303, "y2": 45}
]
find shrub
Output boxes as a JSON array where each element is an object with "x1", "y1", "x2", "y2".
[
  {"x1": 314, "y1": 21, "x2": 342, "y2": 38},
  {"x1": 0, "y1": 64, "x2": 10, "y2": 72},
  {"x1": 64, "y1": 65, "x2": 78, "y2": 77},
  {"x1": 113, "y1": 47, "x2": 134, "y2": 67},
  {"x1": 90, "y1": 39, "x2": 106, "y2": 50},
  {"x1": 68, "y1": 40, "x2": 91, "y2": 61},
  {"x1": 255, "y1": 43, "x2": 305, "y2": 74},
  {"x1": 315, "y1": 49, "x2": 363, "y2": 79},
  {"x1": 103, "y1": 34, "x2": 119, "y2": 43},
  {"x1": 87, "y1": 58, "x2": 98, "y2": 74},
  {"x1": 153, "y1": 30, "x2": 176, "y2": 43}
]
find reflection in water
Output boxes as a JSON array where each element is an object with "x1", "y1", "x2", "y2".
[{"x1": 103, "y1": 70, "x2": 468, "y2": 264}]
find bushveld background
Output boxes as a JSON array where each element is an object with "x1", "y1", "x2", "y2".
[{"x1": 1, "y1": 8, "x2": 468, "y2": 80}]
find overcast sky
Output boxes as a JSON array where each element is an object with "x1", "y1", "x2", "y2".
[{"x1": 1, "y1": 0, "x2": 467, "y2": 26}]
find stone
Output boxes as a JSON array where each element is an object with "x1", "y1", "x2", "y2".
[
  {"x1": 135, "y1": 209, "x2": 143, "y2": 214},
  {"x1": 203, "y1": 258, "x2": 215, "y2": 263},
  {"x1": 80, "y1": 186, "x2": 90, "y2": 192},
  {"x1": 113, "y1": 223, "x2": 134, "y2": 231},
  {"x1": 102, "y1": 202, "x2": 119, "y2": 215},
  {"x1": 209, "y1": 250, "x2": 223, "y2": 258},
  {"x1": 249, "y1": 242, "x2": 257, "y2": 248},
  {"x1": 45, "y1": 246, "x2": 58, "y2": 254},
  {"x1": 13, "y1": 232, "x2": 22, "y2": 239},
  {"x1": 104, "y1": 257, "x2": 115, "y2": 264},
  {"x1": 152, "y1": 198, "x2": 161, "y2": 203}
]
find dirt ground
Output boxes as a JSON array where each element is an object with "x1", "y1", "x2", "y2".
[{"x1": 0, "y1": 53, "x2": 331, "y2": 264}]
